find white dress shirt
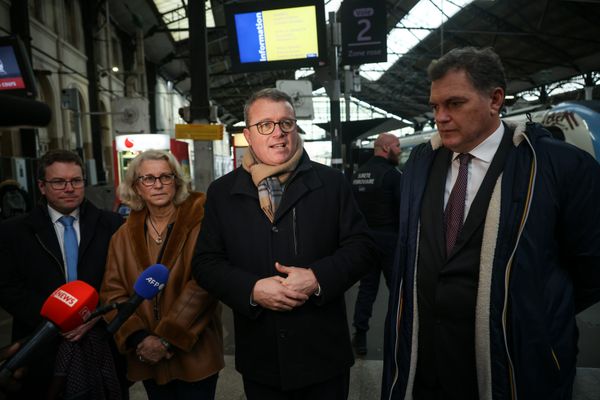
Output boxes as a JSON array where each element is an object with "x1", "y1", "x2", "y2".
[{"x1": 444, "y1": 123, "x2": 505, "y2": 221}]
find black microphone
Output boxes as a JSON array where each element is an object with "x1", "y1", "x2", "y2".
[
  {"x1": 0, "y1": 281, "x2": 98, "y2": 379},
  {"x1": 0, "y1": 94, "x2": 51, "y2": 127},
  {"x1": 87, "y1": 302, "x2": 121, "y2": 320},
  {"x1": 106, "y1": 264, "x2": 169, "y2": 335}
]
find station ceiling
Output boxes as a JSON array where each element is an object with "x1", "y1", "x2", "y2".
[{"x1": 108, "y1": 0, "x2": 600, "y2": 129}]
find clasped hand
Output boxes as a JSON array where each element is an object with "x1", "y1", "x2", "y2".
[
  {"x1": 136, "y1": 336, "x2": 173, "y2": 365},
  {"x1": 62, "y1": 315, "x2": 101, "y2": 342},
  {"x1": 252, "y1": 262, "x2": 319, "y2": 312}
]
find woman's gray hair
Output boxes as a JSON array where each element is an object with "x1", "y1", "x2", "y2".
[{"x1": 118, "y1": 149, "x2": 190, "y2": 211}]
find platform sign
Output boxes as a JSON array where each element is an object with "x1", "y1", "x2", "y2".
[
  {"x1": 115, "y1": 134, "x2": 170, "y2": 151},
  {"x1": 341, "y1": 0, "x2": 387, "y2": 65},
  {"x1": 175, "y1": 124, "x2": 224, "y2": 140}
]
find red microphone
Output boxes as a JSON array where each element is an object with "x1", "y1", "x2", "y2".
[
  {"x1": 0, "y1": 281, "x2": 98, "y2": 378},
  {"x1": 40, "y1": 280, "x2": 98, "y2": 331}
]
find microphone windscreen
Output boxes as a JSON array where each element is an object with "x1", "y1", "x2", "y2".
[
  {"x1": 0, "y1": 94, "x2": 51, "y2": 127},
  {"x1": 133, "y1": 264, "x2": 169, "y2": 300},
  {"x1": 40, "y1": 280, "x2": 98, "y2": 332}
]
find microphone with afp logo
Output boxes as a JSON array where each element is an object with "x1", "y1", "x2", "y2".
[
  {"x1": 0, "y1": 280, "x2": 98, "y2": 378},
  {"x1": 105, "y1": 264, "x2": 169, "y2": 335}
]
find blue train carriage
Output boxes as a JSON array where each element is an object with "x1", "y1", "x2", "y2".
[
  {"x1": 503, "y1": 100, "x2": 600, "y2": 161},
  {"x1": 399, "y1": 101, "x2": 600, "y2": 168}
]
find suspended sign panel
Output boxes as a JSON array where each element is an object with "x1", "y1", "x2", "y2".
[
  {"x1": 175, "y1": 124, "x2": 224, "y2": 141},
  {"x1": 341, "y1": 0, "x2": 387, "y2": 65},
  {"x1": 115, "y1": 134, "x2": 170, "y2": 151}
]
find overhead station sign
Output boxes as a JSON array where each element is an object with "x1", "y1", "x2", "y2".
[
  {"x1": 175, "y1": 124, "x2": 224, "y2": 141},
  {"x1": 341, "y1": 0, "x2": 387, "y2": 65}
]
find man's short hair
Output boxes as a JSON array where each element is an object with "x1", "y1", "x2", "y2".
[
  {"x1": 243, "y1": 88, "x2": 296, "y2": 125},
  {"x1": 37, "y1": 149, "x2": 85, "y2": 180},
  {"x1": 427, "y1": 46, "x2": 506, "y2": 95}
]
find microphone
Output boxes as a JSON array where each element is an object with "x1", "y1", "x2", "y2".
[
  {"x1": 87, "y1": 302, "x2": 121, "y2": 320},
  {"x1": 0, "y1": 280, "x2": 98, "y2": 378},
  {"x1": 105, "y1": 264, "x2": 169, "y2": 335},
  {"x1": 0, "y1": 94, "x2": 51, "y2": 127}
]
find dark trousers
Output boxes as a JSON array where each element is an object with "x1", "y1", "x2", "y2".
[
  {"x1": 242, "y1": 370, "x2": 350, "y2": 400},
  {"x1": 142, "y1": 374, "x2": 218, "y2": 400},
  {"x1": 352, "y1": 229, "x2": 396, "y2": 332}
]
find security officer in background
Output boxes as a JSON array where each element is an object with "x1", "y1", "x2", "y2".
[{"x1": 350, "y1": 133, "x2": 402, "y2": 355}]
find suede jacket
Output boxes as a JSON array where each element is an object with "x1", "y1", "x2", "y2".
[{"x1": 101, "y1": 192, "x2": 224, "y2": 384}]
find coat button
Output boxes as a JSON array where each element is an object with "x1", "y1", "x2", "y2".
[{"x1": 272, "y1": 226, "x2": 279, "y2": 233}]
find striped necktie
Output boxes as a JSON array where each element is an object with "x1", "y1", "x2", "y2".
[{"x1": 444, "y1": 153, "x2": 472, "y2": 255}]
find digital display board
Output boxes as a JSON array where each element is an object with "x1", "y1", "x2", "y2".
[
  {"x1": 225, "y1": 0, "x2": 327, "y2": 72},
  {"x1": 0, "y1": 46, "x2": 26, "y2": 91},
  {"x1": 0, "y1": 36, "x2": 37, "y2": 98}
]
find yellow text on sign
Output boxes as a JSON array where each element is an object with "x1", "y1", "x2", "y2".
[{"x1": 175, "y1": 124, "x2": 224, "y2": 140}]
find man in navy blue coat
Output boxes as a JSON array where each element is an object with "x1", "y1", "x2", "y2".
[{"x1": 382, "y1": 47, "x2": 600, "y2": 400}]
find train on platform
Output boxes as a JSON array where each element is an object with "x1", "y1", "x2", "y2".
[{"x1": 399, "y1": 100, "x2": 600, "y2": 167}]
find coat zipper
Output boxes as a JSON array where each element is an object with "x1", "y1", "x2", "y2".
[
  {"x1": 388, "y1": 282, "x2": 404, "y2": 400},
  {"x1": 550, "y1": 348, "x2": 561, "y2": 371},
  {"x1": 35, "y1": 234, "x2": 67, "y2": 280},
  {"x1": 501, "y1": 133, "x2": 537, "y2": 400},
  {"x1": 292, "y1": 207, "x2": 298, "y2": 255},
  {"x1": 389, "y1": 224, "x2": 420, "y2": 400}
]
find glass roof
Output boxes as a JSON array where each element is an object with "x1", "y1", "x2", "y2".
[
  {"x1": 153, "y1": 0, "x2": 216, "y2": 42},
  {"x1": 150, "y1": 0, "x2": 481, "y2": 139}
]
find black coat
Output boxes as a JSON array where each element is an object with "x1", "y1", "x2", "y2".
[
  {"x1": 0, "y1": 199, "x2": 123, "y2": 396},
  {"x1": 192, "y1": 152, "x2": 377, "y2": 390}
]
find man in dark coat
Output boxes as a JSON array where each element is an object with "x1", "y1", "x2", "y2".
[
  {"x1": 0, "y1": 149, "x2": 124, "y2": 398},
  {"x1": 192, "y1": 88, "x2": 377, "y2": 400},
  {"x1": 382, "y1": 47, "x2": 600, "y2": 400},
  {"x1": 350, "y1": 132, "x2": 401, "y2": 355}
]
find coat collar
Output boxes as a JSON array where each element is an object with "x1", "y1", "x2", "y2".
[
  {"x1": 228, "y1": 151, "x2": 322, "y2": 223},
  {"x1": 126, "y1": 192, "x2": 206, "y2": 270},
  {"x1": 275, "y1": 152, "x2": 322, "y2": 222},
  {"x1": 428, "y1": 121, "x2": 526, "y2": 151},
  {"x1": 27, "y1": 199, "x2": 100, "y2": 261}
]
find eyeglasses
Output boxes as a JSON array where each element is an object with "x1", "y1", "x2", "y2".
[
  {"x1": 42, "y1": 178, "x2": 86, "y2": 190},
  {"x1": 137, "y1": 173, "x2": 176, "y2": 187},
  {"x1": 247, "y1": 119, "x2": 297, "y2": 135}
]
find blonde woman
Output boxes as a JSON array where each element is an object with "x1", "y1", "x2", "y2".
[{"x1": 101, "y1": 149, "x2": 223, "y2": 399}]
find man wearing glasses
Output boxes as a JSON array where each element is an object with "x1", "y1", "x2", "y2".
[
  {"x1": 193, "y1": 88, "x2": 377, "y2": 399},
  {"x1": 0, "y1": 149, "x2": 124, "y2": 398}
]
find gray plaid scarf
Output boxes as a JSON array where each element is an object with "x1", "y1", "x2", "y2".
[{"x1": 242, "y1": 136, "x2": 303, "y2": 222}]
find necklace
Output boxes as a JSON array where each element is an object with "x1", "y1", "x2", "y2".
[{"x1": 148, "y1": 217, "x2": 164, "y2": 244}]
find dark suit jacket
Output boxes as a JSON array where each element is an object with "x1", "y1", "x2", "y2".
[
  {"x1": 0, "y1": 199, "x2": 123, "y2": 395},
  {"x1": 415, "y1": 128, "x2": 513, "y2": 399}
]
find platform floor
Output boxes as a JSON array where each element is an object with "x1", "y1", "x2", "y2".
[{"x1": 2, "y1": 280, "x2": 599, "y2": 399}]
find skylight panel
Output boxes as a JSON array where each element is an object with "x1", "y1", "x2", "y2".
[{"x1": 361, "y1": 0, "x2": 474, "y2": 81}]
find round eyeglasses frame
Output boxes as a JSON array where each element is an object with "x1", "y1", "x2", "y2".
[
  {"x1": 137, "y1": 173, "x2": 176, "y2": 187},
  {"x1": 247, "y1": 119, "x2": 297, "y2": 135}
]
